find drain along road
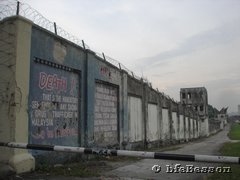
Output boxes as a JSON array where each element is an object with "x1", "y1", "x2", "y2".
[{"x1": 103, "y1": 125, "x2": 231, "y2": 180}]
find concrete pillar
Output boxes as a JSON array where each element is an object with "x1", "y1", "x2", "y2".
[
  {"x1": 158, "y1": 94, "x2": 163, "y2": 145},
  {"x1": 168, "y1": 100, "x2": 173, "y2": 143},
  {"x1": 120, "y1": 70, "x2": 128, "y2": 149},
  {"x1": 142, "y1": 83, "x2": 148, "y2": 148},
  {"x1": 157, "y1": 93, "x2": 162, "y2": 146},
  {"x1": 0, "y1": 16, "x2": 35, "y2": 173},
  {"x1": 176, "y1": 104, "x2": 180, "y2": 142},
  {"x1": 183, "y1": 106, "x2": 186, "y2": 141}
]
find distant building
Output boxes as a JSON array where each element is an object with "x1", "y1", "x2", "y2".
[
  {"x1": 180, "y1": 87, "x2": 209, "y2": 136},
  {"x1": 180, "y1": 87, "x2": 208, "y2": 119}
]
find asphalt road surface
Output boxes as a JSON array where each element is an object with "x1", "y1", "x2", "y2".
[{"x1": 103, "y1": 125, "x2": 231, "y2": 180}]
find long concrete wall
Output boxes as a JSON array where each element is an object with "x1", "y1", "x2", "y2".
[{"x1": 0, "y1": 16, "x2": 223, "y2": 172}]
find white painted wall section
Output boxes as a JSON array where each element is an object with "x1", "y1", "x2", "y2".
[
  {"x1": 128, "y1": 96, "x2": 143, "y2": 142},
  {"x1": 147, "y1": 104, "x2": 159, "y2": 141}
]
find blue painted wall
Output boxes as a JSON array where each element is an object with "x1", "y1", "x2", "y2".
[
  {"x1": 86, "y1": 52, "x2": 125, "y2": 148},
  {"x1": 29, "y1": 62, "x2": 79, "y2": 146},
  {"x1": 29, "y1": 26, "x2": 128, "y2": 154},
  {"x1": 29, "y1": 26, "x2": 86, "y2": 153}
]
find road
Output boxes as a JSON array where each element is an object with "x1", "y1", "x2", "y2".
[
  {"x1": 12, "y1": 125, "x2": 231, "y2": 180},
  {"x1": 103, "y1": 125, "x2": 231, "y2": 180}
]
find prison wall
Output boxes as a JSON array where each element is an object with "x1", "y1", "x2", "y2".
[{"x1": 0, "y1": 16, "x2": 222, "y2": 174}]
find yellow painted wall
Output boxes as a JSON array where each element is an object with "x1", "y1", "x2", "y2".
[
  {"x1": 0, "y1": 16, "x2": 17, "y2": 163},
  {"x1": 0, "y1": 16, "x2": 35, "y2": 173}
]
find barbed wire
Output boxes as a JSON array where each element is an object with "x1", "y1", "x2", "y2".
[
  {"x1": 0, "y1": 0, "x2": 158, "y2": 91},
  {"x1": 56, "y1": 26, "x2": 89, "y2": 49},
  {"x1": 0, "y1": 0, "x2": 17, "y2": 18},
  {"x1": 19, "y1": 2, "x2": 55, "y2": 33},
  {"x1": 1, "y1": 3, "x2": 200, "y2": 112}
]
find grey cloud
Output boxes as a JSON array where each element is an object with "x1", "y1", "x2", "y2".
[
  {"x1": 138, "y1": 19, "x2": 240, "y2": 69},
  {"x1": 151, "y1": 71, "x2": 176, "y2": 77}
]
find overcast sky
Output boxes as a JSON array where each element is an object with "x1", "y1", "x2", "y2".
[{"x1": 21, "y1": 0, "x2": 240, "y2": 113}]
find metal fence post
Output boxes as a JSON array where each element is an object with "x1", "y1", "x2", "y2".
[
  {"x1": 102, "y1": 53, "x2": 106, "y2": 61},
  {"x1": 16, "y1": 1, "x2": 20, "y2": 15},
  {"x1": 118, "y1": 63, "x2": 121, "y2": 70},
  {"x1": 82, "y1": 40, "x2": 86, "y2": 49},
  {"x1": 54, "y1": 22, "x2": 57, "y2": 35}
]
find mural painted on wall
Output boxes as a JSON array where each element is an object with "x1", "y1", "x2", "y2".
[
  {"x1": 94, "y1": 82, "x2": 118, "y2": 146},
  {"x1": 29, "y1": 59, "x2": 79, "y2": 146}
]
